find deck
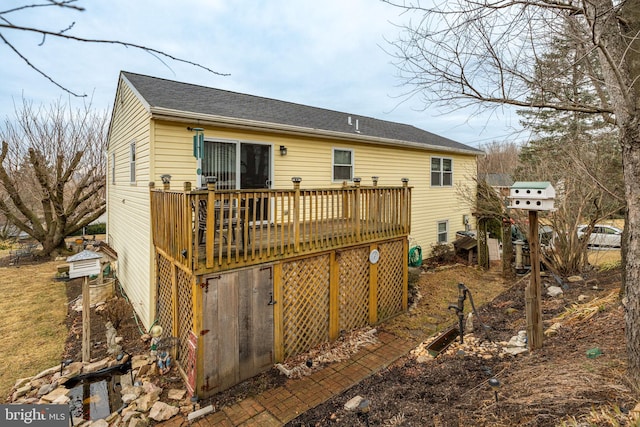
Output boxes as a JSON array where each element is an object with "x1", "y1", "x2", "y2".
[{"x1": 150, "y1": 178, "x2": 411, "y2": 274}]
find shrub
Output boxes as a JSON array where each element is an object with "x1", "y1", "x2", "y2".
[
  {"x1": 427, "y1": 243, "x2": 456, "y2": 265},
  {"x1": 86, "y1": 223, "x2": 106, "y2": 235},
  {"x1": 68, "y1": 222, "x2": 106, "y2": 237},
  {"x1": 101, "y1": 297, "x2": 131, "y2": 330}
]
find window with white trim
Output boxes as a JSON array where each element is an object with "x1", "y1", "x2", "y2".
[
  {"x1": 129, "y1": 141, "x2": 136, "y2": 183},
  {"x1": 437, "y1": 220, "x2": 449, "y2": 243},
  {"x1": 431, "y1": 157, "x2": 452, "y2": 186},
  {"x1": 111, "y1": 152, "x2": 116, "y2": 185},
  {"x1": 333, "y1": 148, "x2": 353, "y2": 181}
]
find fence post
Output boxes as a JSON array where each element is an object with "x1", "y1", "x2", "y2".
[{"x1": 292, "y1": 177, "x2": 302, "y2": 253}]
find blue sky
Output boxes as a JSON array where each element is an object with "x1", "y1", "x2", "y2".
[{"x1": 1, "y1": 0, "x2": 525, "y2": 148}]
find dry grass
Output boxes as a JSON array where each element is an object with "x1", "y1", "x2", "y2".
[
  {"x1": 0, "y1": 256, "x2": 68, "y2": 400},
  {"x1": 588, "y1": 249, "x2": 622, "y2": 267},
  {"x1": 554, "y1": 291, "x2": 619, "y2": 326},
  {"x1": 385, "y1": 264, "x2": 509, "y2": 340}
]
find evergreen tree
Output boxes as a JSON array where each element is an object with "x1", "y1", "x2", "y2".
[{"x1": 516, "y1": 33, "x2": 624, "y2": 274}]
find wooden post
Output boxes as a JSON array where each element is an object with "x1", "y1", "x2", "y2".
[
  {"x1": 402, "y1": 238, "x2": 409, "y2": 310},
  {"x1": 477, "y1": 217, "x2": 489, "y2": 269},
  {"x1": 369, "y1": 244, "x2": 379, "y2": 325},
  {"x1": 353, "y1": 178, "x2": 361, "y2": 241},
  {"x1": 82, "y1": 275, "x2": 90, "y2": 363},
  {"x1": 292, "y1": 177, "x2": 302, "y2": 252},
  {"x1": 401, "y1": 178, "x2": 410, "y2": 234},
  {"x1": 526, "y1": 209, "x2": 544, "y2": 350},
  {"x1": 273, "y1": 262, "x2": 284, "y2": 362},
  {"x1": 329, "y1": 252, "x2": 340, "y2": 340},
  {"x1": 206, "y1": 177, "x2": 217, "y2": 268},
  {"x1": 161, "y1": 174, "x2": 171, "y2": 191},
  {"x1": 502, "y1": 217, "x2": 514, "y2": 278}
]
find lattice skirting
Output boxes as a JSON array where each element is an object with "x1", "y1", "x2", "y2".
[
  {"x1": 282, "y1": 255, "x2": 331, "y2": 359},
  {"x1": 281, "y1": 239, "x2": 406, "y2": 359},
  {"x1": 155, "y1": 253, "x2": 195, "y2": 368},
  {"x1": 156, "y1": 238, "x2": 406, "y2": 376},
  {"x1": 377, "y1": 240, "x2": 404, "y2": 321},
  {"x1": 156, "y1": 255, "x2": 174, "y2": 338},
  {"x1": 338, "y1": 247, "x2": 370, "y2": 331}
]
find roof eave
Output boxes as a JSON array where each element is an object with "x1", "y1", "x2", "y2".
[{"x1": 149, "y1": 107, "x2": 484, "y2": 156}]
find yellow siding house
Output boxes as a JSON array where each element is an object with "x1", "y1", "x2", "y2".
[{"x1": 106, "y1": 71, "x2": 482, "y2": 397}]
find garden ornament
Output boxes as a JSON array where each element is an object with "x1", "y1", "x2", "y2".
[{"x1": 157, "y1": 351, "x2": 171, "y2": 374}]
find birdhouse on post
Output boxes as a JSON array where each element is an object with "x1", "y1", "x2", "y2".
[
  {"x1": 508, "y1": 181, "x2": 555, "y2": 211},
  {"x1": 67, "y1": 250, "x2": 102, "y2": 279},
  {"x1": 67, "y1": 250, "x2": 103, "y2": 363},
  {"x1": 507, "y1": 181, "x2": 555, "y2": 352}
]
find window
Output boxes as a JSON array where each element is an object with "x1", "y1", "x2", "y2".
[
  {"x1": 333, "y1": 148, "x2": 353, "y2": 181},
  {"x1": 111, "y1": 152, "x2": 115, "y2": 185},
  {"x1": 431, "y1": 157, "x2": 452, "y2": 186},
  {"x1": 129, "y1": 141, "x2": 136, "y2": 183},
  {"x1": 437, "y1": 220, "x2": 449, "y2": 243}
]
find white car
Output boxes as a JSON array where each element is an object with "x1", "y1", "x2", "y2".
[{"x1": 577, "y1": 224, "x2": 622, "y2": 248}]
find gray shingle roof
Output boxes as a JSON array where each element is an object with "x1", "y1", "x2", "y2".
[{"x1": 121, "y1": 71, "x2": 482, "y2": 154}]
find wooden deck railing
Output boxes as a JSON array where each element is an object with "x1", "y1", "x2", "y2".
[{"x1": 150, "y1": 178, "x2": 411, "y2": 274}]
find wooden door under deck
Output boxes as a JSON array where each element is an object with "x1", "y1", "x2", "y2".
[{"x1": 200, "y1": 265, "x2": 274, "y2": 395}]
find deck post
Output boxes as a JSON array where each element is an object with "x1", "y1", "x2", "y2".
[
  {"x1": 401, "y1": 178, "x2": 410, "y2": 234},
  {"x1": 161, "y1": 174, "x2": 171, "y2": 191},
  {"x1": 353, "y1": 178, "x2": 361, "y2": 241},
  {"x1": 149, "y1": 182, "x2": 156, "y2": 248},
  {"x1": 206, "y1": 177, "x2": 217, "y2": 268},
  {"x1": 329, "y1": 252, "x2": 340, "y2": 341},
  {"x1": 369, "y1": 243, "x2": 379, "y2": 325},
  {"x1": 371, "y1": 177, "x2": 379, "y2": 232},
  {"x1": 341, "y1": 180, "x2": 349, "y2": 222},
  {"x1": 292, "y1": 177, "x2": 302, "y2": 252}
]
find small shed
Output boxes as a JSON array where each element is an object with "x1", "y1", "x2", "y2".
[
  {"x1": 453, "y1": 235, "x2": 477, "y2": 264},
  {"x1": 67, "y1": 250, "x2": 102, "y2": 279}
]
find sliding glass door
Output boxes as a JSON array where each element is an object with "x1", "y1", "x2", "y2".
[{"x1": 203, "y1": 141, "x2": 272, "y2": 222}]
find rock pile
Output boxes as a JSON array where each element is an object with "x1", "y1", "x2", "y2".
[
  {"x1": 411, "y1": 330, "x2": 530, "y2": 363},
  {"x1": 8, "y1": 353, "x2": 191, "y2": 427}
]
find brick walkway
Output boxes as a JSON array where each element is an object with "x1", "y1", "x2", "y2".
[{"x1": 157, "y1": 331, "x2": 416, "y2": 426}]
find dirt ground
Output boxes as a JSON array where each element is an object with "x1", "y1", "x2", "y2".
[
  {"x1": 61, "y1": 278, "x2": 149, "y2": 362},
  {"x1": 286, "y1": 265, "x2": 634, "y2": 427}
]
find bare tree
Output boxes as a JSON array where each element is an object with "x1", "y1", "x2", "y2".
[
  {"x1": 385, "y1": 0, "x2": 640, "y2": 387},
  {"x1": 0, "y1": 1, "x2": 227, "y2": 96},
  {"x1": 0, "y1": 99, "x2": 106, "y2": 255},
  {"x1": 478, "y1": 141, "x2": 520, "y2": 176}
]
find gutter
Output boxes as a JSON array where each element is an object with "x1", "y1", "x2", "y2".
[{"x1": 149, "y1": 107, "x2": 484, "y2": 156}]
